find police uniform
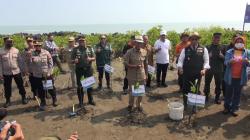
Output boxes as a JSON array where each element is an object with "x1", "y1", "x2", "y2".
[
  {"x1": 0, "y1": 37, "x2": 28, "y2": 108},
  {"x1": 65, "y1": 37, "x2": 76, "y2": 88},
  {"x1": 124, "y1": 36, "x2": 148, "y2": 111},
  {"x1": 30, "y1": 41, "x2": 57, "y2": 110},
  {"x1": 177, "y1": 32, "x2": 210, "y2": 109},
  {"x1": 95, "y1": 41, "x2": 112, "y2": 89},
  {"x1": 23, "y1": 37, "x2": 37, "y2": 98},
  {"x1": 71, "y1": 37, "x2": 95, "y2": 107}
]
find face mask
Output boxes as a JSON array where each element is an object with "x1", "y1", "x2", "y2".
[
  {"x1": 235, "y1": 43, "x2": 244, "y2": 49},
  {"x1": 5, "y1": 43, "x2": 13, "y2": 48}
]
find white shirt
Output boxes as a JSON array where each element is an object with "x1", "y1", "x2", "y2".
[
  {"x1": 177, "y1": 45, "x2": 210, "y2": 69},
  {"x1": 154, "y1": 39, "x2": 171, "y2": 64}
]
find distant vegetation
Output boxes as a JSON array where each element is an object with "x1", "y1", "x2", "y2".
[{"x1": 0, "y1": 26, "x2": 248, "y2": 58}]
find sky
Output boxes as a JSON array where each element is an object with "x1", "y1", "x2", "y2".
[{"x1": 1, "y1": 0, "x2": 250, "y2": 26}]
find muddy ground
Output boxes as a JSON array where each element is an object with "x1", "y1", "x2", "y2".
[{"x1": 1, "y1": 59, "x2": 250, "y2": 140}]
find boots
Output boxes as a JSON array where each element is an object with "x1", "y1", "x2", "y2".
[
  {"x1": 107, "y1": 79, "x2": 111, "y2": 89},
  {"x1": 87, "y1": 92, "x2": 95, "y2": 106},
  {"x1": 4, "y1": 98, "x2": 11, "y2": 108},
  {"x1": 39, "y1": 99, "x2": 46, "y2": 111},
  {"x1": 49, "y1": 90, "x2": 58, "y2": 107},
  {"x1": 77, "y1": 87, "x2": 84, "y2": 108},
  {"x1": 52, "y1": 96, "x2": 58, "y2": 107},
  {"x1": 98, "y1": 78, "x2": 103, "y2": 90}
]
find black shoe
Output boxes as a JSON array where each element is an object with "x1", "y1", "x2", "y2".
[
  {"x1": 214, "y1": 99, "x2": 221, "y2": 105},
  {"x1": 88, "y1": 101, "x2": 96, "y2": 106},
  {"x1": 123, "y1": 89, "x2": 128, "y2": 95},
  {"x1": 4, "y1": 100, "x2": 11, "y2": 108},
  {"x1": 78, "y1": 103, "x2": 84, "y2": 108},
  {"x1": 137, "y1": 106, "x2": 144, "y2": 112},
  {"x1": 146, "y1": 84, "x2": 151, "y2": 88},
  {"x1": 161, "y1": 83, "x2": 168, "y2": 87},
  {"x1": 39, "y1": 105, "x2": 46, "y2": 111},
  {"x1": 231, "y1": 111, "x2": 239, "y2": 117},
  {"x1": 127, "y1": 105, "x2": 133, "y2": 112},
  {"x1": 157, "y1": 83, "x2": 161, "y2": 87},
  {"x1": 223, "y1": 109, "x2": 230, "y2": 115},
  {"x1": 22, "y1": 97, "x2": 28, "y2": 104}
]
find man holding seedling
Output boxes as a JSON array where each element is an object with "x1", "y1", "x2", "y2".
[
  {"x1": 124, "y1": 35, "x2": 148, "y2": 112},
  {"x1": 29, "y1": 41, "x2": 58, "y2": 111},
  {"x1": 177, "y1": 32, "x2": 210, "y2": 110},
  {"x1": 72, "y1": 36, "x2": 96, "y2": 108},
  {"x1": 0, "y1": 37, "x2": 28, "y2": 108},
  {"x1": 95, "y1": 35, "x2": 112, "y2": 90}
]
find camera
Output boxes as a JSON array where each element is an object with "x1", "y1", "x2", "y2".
[{"x1": 0, "y1": 121, "x2": 16, "y2": 137}]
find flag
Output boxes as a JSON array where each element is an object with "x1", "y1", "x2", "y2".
[{"x1": 244, "y1": 4, "x2": 250, "y2": 23}]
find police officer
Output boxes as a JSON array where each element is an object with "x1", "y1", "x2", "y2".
[
  {"x1": 0, "y1": 37, "x2": 28, "y2": 108},
  {"x1": 65, "y1": 37, "x2": 76, "y2": 88},
  {"x1": 95, "y1": 35, "x2": 112, "y2": 90},
  {"x1": 30, "y1": 41, "x2": 57, "y2": 111},
  {"x1": 177, "y1": 32, "x2": 210, "y2": 110},
  {"x1": 23, "y1": 37, "x2": 37, "y2": 98},
  {"x1": 71, "y1": 36, "x2": 96, "y2": 108},
  {"x1": 203, "y1": 33, "x2": 224, "y2": 104},
  {"x1": 124, "y1": 35, "x2": 148, "y2": 112}
]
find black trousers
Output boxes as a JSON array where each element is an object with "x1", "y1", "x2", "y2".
[
  {"x1": 204, "y1": 70, "x2": 223, "y2": 100},
  {"x1": 182, "y1": 73, "x2": 202, "y2": 107},
  {"x1": 123, "y1": 67, "x2": 128, "y2": 90},
  {"x1": 146, "y1": 74, "x2": 152, "y2": 87},
  {"x1": 76, "y1": 67, "x2": 94, "y2": 104},
  {"x1": 178, "y1": 72, "x2": 183, "y2": 90},
  {"x1": 156, "y1": 63, "x2": 169, "y2": 84},
  {"x1": 97, "y1": 66, "x2": 110, "y2": 87},
  {"x1": 29, "y1": 74, "x2": 37, "y2": 97},
  {"x1": 33, "y1": 76, "x2": 57, "y2": 106},
  {"x1": 3, "y1": 73, "x2": 26, "y2": 100}
]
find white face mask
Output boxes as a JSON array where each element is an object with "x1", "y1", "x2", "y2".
[{"x1": 235, "y1": 43, "x2": 244, "y2": 49}]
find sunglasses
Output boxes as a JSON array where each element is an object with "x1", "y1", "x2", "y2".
[{"x1": 191, "y1": 38, "x2": 199, "y2": 41}]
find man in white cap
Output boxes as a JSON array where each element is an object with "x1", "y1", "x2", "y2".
[
  {"x1": 154, "y1": 30, "x2": 171, "y2": 87},
  {"x1": 177, "y1": 32, "x2": 210, "y2": 110},
  {"x1": 124, "y1": 35, "x2": 148, "y2": 112}
]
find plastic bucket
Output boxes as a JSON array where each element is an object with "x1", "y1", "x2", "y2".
[{"x1": 168, "y1": 102, "x2": 184, "y2": 121}]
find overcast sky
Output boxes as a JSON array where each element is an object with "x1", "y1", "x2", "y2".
[{"x1": 1, "y1": 0, "x2": 250, "y2": 25}]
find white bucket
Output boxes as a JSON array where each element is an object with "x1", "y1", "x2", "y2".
[{"x1": 168, "y1": 102, "x2": 184, "y2": 121}]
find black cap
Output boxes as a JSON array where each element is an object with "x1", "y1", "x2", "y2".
[{"x1": 213, "y1": 32, "x2": 222, "y2": 37}]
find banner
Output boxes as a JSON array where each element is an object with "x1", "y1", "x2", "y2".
[
  {"x1": 42, "y1": 80, "x2": 53, "y2": 90},
  {"x1": 244, "y1": 4, "x2": 250, "y2": 23},
  {"x1": 104, "y1": 64, "x2": 114, "y2": 73},
  {"x1": 132, "y1": 85, "x2": 146, "y2": 96},
  {"x1": 187, "y1": 93, "x2": 206, "y2": 107}
]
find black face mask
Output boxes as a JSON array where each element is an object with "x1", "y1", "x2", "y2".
[{"x1": 5, "y1": 43, "x2": 13, "y2": 48}]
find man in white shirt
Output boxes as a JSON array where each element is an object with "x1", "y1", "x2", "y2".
[
  {"x1": 154, "y1": 30, "x2": 171, "y2": 87},
  {"x1": 177, "y1": 32, "x2": 210, "y2": 110}
]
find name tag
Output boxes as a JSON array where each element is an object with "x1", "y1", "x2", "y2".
[
  {"x1": 187, "y1": 93, "x2": 206, "y2": 107},
  {"x1": 148, "y1": 65, "x2": 155, "y2": 75},
  {"x1": 42, "y1": 80, "x2": 53, "y2": 90},
  {"x1": 81, "y1": 76, "x2": 96, "y2": 89},
  {"x1": 132, "y1": 85, "x2": 146, "y2": 96},
  {"x1": 104, "y1": 64, "x2": 114, "y2": 73}
]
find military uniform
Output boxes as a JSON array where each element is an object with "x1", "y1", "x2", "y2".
[
  {"x1": 71, "y1": 43, "x2": 95, "y2": 107},
  {"x1": 0, "y1": 38, "x2": 27, "y2": 108},
  {"x1": 65, "y1": 45, "x2": 76, "y2": 88},
  {"x1": 29, "y1": 43, "x2": 57, "y2": 110},
  {"x1": 124, "y1": 46, "x2": 148, "y2": 110},
  {"x1": 95, "y1": 42, "x2": 112, "y2": 89}
]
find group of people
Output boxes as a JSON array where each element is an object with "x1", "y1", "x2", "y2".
[{"x1": 0, "y1": 31, "x2": 249, "y2": 117}]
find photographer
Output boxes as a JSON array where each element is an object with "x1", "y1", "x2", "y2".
[{"x1": 0, "y1": 122, "x2": 24, "y2": 140}]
